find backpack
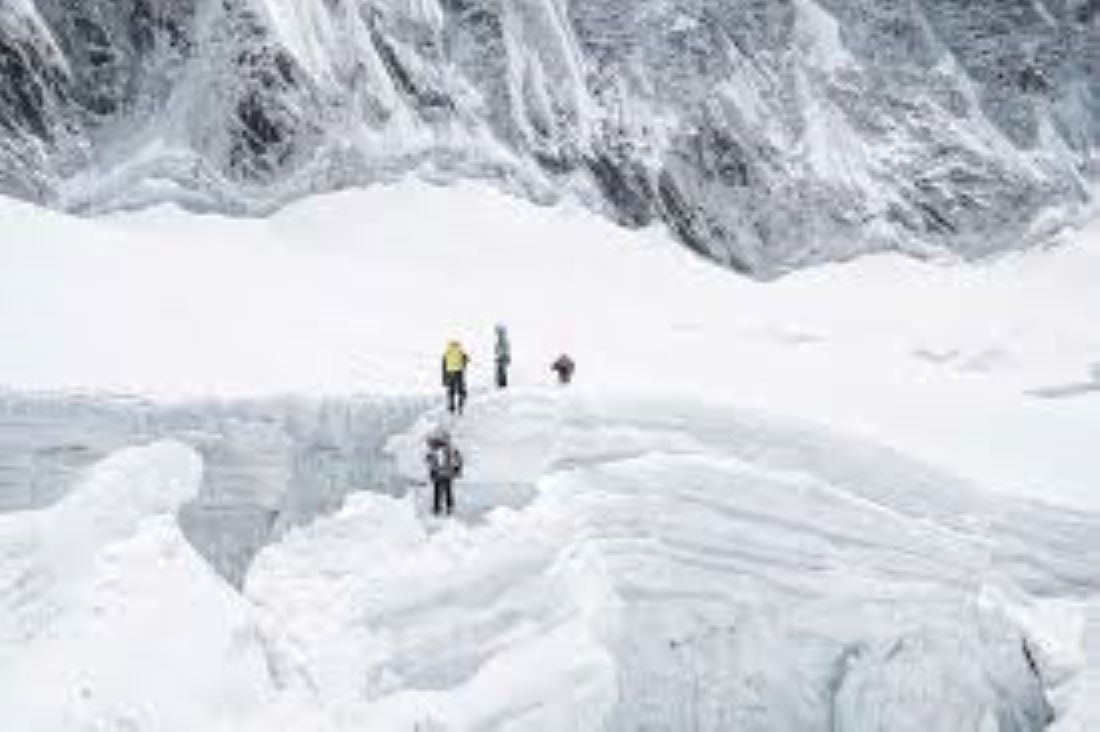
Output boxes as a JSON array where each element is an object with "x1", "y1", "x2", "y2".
[{"x1": 428, "y1": 444, "x2": 463, "y2": 479}]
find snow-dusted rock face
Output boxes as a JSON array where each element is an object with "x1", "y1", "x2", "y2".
[{"x1": 0, "y1": 0, "x2": 1097, "y2": 275}]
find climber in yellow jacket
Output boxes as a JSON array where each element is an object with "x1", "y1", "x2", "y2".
[{"x1": 442, "y1": 340, "x2": 470, "y2": 415}]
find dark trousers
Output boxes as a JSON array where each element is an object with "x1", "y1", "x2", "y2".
[
  {"x1": 432, "y1": 477, "x2": 454, "y2": 515},
  {"x1": 496, "y1": 361, "x2": 508, "y2": 388},
  {"x1": 445, "y1": 372, "x2": 467, "y2": 414}
]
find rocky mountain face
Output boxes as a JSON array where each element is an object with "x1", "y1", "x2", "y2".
[{"x1": 1, "y1": 0, "x2": 1097, "y2": 276}]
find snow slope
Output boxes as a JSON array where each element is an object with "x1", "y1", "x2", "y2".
[
  {"x1": 1, "y1": 180, "x2": 1098, "y2": 504},
  {"x1": 1, "y1": 182, "x2": 1099, "y2": 729}
]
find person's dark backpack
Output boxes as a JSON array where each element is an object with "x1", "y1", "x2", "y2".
[{"x1": 428, "y1": 444, "x2": 463, "y2": 480}]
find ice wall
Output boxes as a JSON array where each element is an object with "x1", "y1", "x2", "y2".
[{"x1": 0, "y1": 393, "x2": 426, "y2": 585}]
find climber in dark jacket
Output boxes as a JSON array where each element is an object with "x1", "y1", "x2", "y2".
[
  {"x1": 425, "y1": 428, "x2": 463, "y2": 516},
  {"x1": 551, "y1": 354, "x2": 575, "y2": 385}
]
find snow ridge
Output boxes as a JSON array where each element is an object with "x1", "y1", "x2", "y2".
[
  {"x1": 245, "y1": 390, "x2": 1098, "y2": 729},
  {"x1": 1, "y1": 388, "x2": 1098, "y2": 729}
]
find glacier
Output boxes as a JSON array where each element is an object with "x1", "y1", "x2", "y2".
[
  {"x1": 0, "y1": 0, "x2": 1097, "y2": 275},
  {"x1": 2, "y1": 389, "x2": 1099, "y2": 730},
  {"x1": 1, "y1": 148, "x2": 1099, "y2": 729},
  {"x1": 0, "y1": 392, "x2": 427, "y2": 585}
]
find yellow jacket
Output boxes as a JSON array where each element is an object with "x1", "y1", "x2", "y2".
[{"x1": 443, "y1": 343, "x2": 468, "y2": 374}]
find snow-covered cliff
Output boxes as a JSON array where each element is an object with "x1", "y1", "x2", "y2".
[{"x1": 1, "y1": 0, "x2": 1097, "y2": 275}]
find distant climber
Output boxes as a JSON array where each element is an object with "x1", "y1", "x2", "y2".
[
  {"x1": 551, "y1": 354, "x2": 575, "y2": 385},
  {"x1": 425, "y1": 427, "x2": 463, "y2": 516},
  {"x1": 494, "y1": 324, "x2": 511, "y2": 389},
  {"x1": 442, "y1": 340, "x2": 470, "y2": 414}
]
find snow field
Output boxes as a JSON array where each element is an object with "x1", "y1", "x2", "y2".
[
  {"x1": 0, "y1": 180, "x2": 1098, "y2": 728},
  {"x1": 1, "y1": 181, "x2": 1098, "y2": 505}
]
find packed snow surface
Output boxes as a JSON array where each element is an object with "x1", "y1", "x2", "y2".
[{"x1": 0, "y1": 181, "x2": 1098, "y2": 729}]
